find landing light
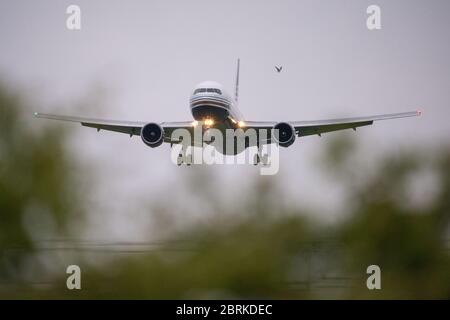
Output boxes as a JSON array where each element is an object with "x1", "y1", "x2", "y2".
[
  {"x1": 204, "y1": 118, "x2": 214, "y2": 126},
  {"x1": 238, "y1": 121, "x2": 246, "y2": 128},
  {"x1": 191, "y1": 120, "x2": 199, "y2": 127}
]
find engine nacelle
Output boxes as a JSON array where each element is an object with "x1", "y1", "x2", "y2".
[
  {"x1": 141, "y1": 123, "x2": 164, "y2": 148},
  {"x1": 272, "y1": 122, "x2": 296, "y2": 147}
]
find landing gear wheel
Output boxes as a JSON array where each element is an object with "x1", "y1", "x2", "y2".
[
  {"x1": 177, "y1": 149, "x2": 193, "y2": 166},
  {"x1": 260, "y1": 154, "x2": 271, "y2": 166},
  {"x1": 253, "y1": 153, "x2": 260, "y2": 166},
  {"x1": 177, "y1": 153, "x2": 183, "y2": 166},
  {"x1": 185, "y1": 153, "x2": 193, "y2": 166}
]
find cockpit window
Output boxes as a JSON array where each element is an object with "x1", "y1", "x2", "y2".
[
  {"x1": 194, "y1": 88, "x2": 222, "y2": 95},
  {"x1": 194, "y1": 88, "x2": 207, "y2": 94},
  {"x1": 208, "y1": 88, "x2": 222, "y2": 94}
]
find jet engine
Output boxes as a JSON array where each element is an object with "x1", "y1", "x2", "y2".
[
  {"x1": 141, "y1": 123, "x2": 164, "y2": 148},
  {"x1": 272, "y1": 122, "x2": 296, "y2": 147}
]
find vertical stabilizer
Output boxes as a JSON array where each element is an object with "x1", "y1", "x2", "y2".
[{"x1": 234, "y1": 58, "x2": 240, "y2": 103}]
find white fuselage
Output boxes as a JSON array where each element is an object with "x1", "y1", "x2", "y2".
[{"x1": 189, "y1": 81, "x2": 244, "y2": 129}]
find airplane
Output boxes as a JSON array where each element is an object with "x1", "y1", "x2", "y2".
[{"x1": 35, "y1": 58, "x2": 421, "y2": 165}]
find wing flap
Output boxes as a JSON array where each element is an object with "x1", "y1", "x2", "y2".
[
  {"x1": 34, "y1": 112, "x2": 146, "y2": 136},
  {"x1": 81, "y1": 123, "x2": 142, "y2": 136},
  {"x1": 34, "y1": 112, "x2": 194, "y2": 141},
  {"x1": 294, "y1": 111, "x2": 420, "y2": 137},
  {"x1": 297, "y1": 120, "x2": 373, "y2": 137},
  {"x1": 291, "y1": 111, "x2": 419, "y2": 127},
  {"x1": 34, "y1": 113, "x2": 146, "y2": 127},
  {"x1": 244, "y1": 110, "x2": 420, "y2": 140}
]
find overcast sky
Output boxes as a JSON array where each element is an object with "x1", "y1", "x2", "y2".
[{"x1": 1, "y1": 0, "x2": 449, "y2": 239}]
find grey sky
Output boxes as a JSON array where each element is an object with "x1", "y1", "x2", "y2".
[{"x1": 1, "y1": 0, "x2": 449, "y2": 238}]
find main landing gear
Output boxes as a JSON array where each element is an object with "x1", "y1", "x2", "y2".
[
  {"x1": 177, "y1": 151, "x2": 193, "y2": 166},
  {"x1": 175, "y1": 148, "x2": 271, "y2": 167},
  {"x1": 253, "y1": 153, "x2": 271, "y2": 166}
]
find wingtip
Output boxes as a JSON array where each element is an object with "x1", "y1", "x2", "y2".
[
  {"x1": 416, "y1": 109, "x2": 422, "y2": 116},
  {"x1": 33, "y1": 112, "x2": 39, "y2": 117}
]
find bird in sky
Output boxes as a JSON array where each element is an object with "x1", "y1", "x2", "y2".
[{"x1": 275, "y1": 66, "x2": 283, "y2": 73}]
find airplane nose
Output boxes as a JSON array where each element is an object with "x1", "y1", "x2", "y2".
[{"x1": 191, "y1": 105, "x2": 229, "y2": 122}]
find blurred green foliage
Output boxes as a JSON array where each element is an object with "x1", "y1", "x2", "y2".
[
  {"x1": 0, "y1": 84, "x2": 449, "y2": 299},
  {"x1": 0, "y1": 84, "x2": 84, "y2": 288}
]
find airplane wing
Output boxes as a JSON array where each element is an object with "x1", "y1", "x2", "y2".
[
  {"x1": 33, "y1": 112, "x2": 194, "y2": 143},
  {"x1": 35, "y1": 110, "x2": 420, "y2": 146},
  {"x1": 245, "y1": 111, "x2": 421, "y2": 140}
]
